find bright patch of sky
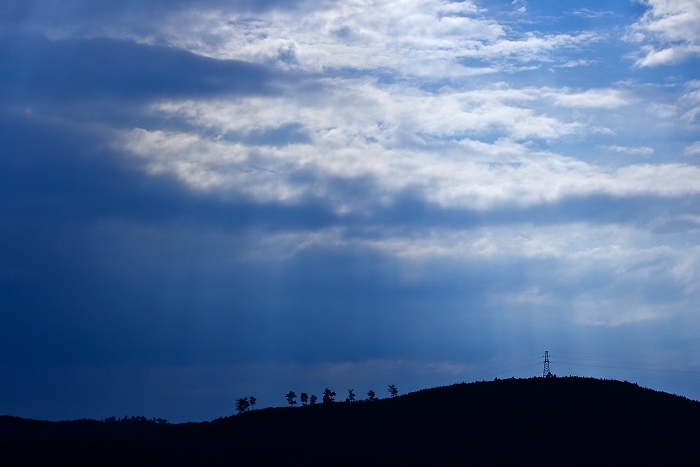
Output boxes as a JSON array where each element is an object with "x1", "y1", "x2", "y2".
[{"x1": 1, "y1": 0, "x2": 699, "y2": 421}]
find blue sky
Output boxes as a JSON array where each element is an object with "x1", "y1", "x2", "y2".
[{"x1": 1, "y1": 0, "x2": 700, "y2": 422}]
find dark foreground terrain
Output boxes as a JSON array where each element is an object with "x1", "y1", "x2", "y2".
[{"x1": 1, "y1": 377, "x2": 699, "y2": 466}]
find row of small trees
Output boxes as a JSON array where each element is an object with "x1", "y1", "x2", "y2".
[
  {"x1": 284, "y1": 385, "x2": 398, "y2": 406},
  {"x1": 235, "y1": 385, "x2": 398, "y2": 414}
]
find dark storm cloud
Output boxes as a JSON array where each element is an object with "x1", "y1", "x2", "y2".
[
  {"x1": 0, "y1": 33, "x2": 285, "y2": 105},
  {"x1": 0, "y1": 114, "x2": 340, "y2": 232},
  {"x1": 0, "y1": 0, "x2": 303, "y2": 29}
]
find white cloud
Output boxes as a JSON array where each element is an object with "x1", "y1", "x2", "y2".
[
  {"x1": 679, "y1": 80, "x2": 700, "y2": 122},
  {"x1": 547, "y1": 88, "x2": 630, "y2": 108},
  {"x1": 635, "y1": 44, "x2": 700, "y2": 67},
  {"x1": 159, "y1": 81, "x2": 581, "y2": 143},
  {"x1": 570, "y1": 8, "x2": 615, "y2": 19},
  {"x1": 628, "y1": 0, "x2": 700, "y2": 67},
  {"x1": 91, "y1": 0, "x2": 602, "y2": 78},
  {"x1": 118, "y1": 78, "x2": 700, "y2": 211},
  {"x1": 644, "y1": 80, "x2": 700, "y2": 125},
  {"x1": 553, "y1": 59, "x2": 595, "y2": 68},
  {"x1": 606, "y1": 145, "x2": 654, "y2": 155},
  {"x1": 684, "y1": 141, "x2": 700, "y2": 155},
  {"x1": 647, "y1": 103, "x2": 678, "y2": 118}
]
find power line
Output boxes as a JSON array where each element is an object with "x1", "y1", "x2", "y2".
[
  {"x1": 555, "y1": 360, "x2": 700, "y2": 375},
  {"x1": 555, "y1": 350, "x2": 700, "y2": 363},
  {"x1": 555, "y1": 355, "x2": 697, "y2": 370}
]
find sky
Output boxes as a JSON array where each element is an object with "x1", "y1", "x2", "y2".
[{"x1": 1, "y1": 0, "x2": 700, "y2": 422}]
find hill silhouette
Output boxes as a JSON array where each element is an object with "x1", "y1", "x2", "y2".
[{"x1": 1, "y1": 376, "x2": 699, "y2": 465}]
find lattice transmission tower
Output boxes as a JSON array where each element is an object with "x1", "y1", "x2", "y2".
[{"x1": 542, "y1": 351, "x2": 551, "y2": 378}]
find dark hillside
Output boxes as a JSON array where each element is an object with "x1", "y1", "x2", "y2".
[{"x1": 1, "y1": 377, "x2": 699, "y2": 465}]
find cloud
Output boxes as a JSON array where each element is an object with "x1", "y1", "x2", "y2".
[
  {"x1": 671, "y1": 246, "x2": 700, "y2": 292},
  {"x1": 548, "y1": 88, "x2": 630, "y2": 109},
  {"x1": 553, "y1": 59, "x2": 595, "y2": 68},
  {"x1": 504, "y1": 287, "x2": 557, "y2": 306},
  {"x1": 50, "y1": 0, "x2": 601, "y2": 78},
  {"x1": 572, "y1": 299, "x2": 674, "y2": 326},
  {"x1": 0, "y1": 34, "x2": 280, "y2": 103},
  {"x1": 628, "y1": 0, "x2": 700, "y2": 67},
  {"x1": 248, "y1": 222, "x2": 696, "y2": 265},
  {"x1": 679, "y1": 80, "x2": 700, "y2": 122},
  {"x1": 684, "y1": 141, "x2": 700, "y2": 155},
  {"x1": 570, "y1": 8, "x2": 615, "y2": 19},
  {"x1": 233, "y1": 221, "x2": 700, "y2": 329},
  {"x1": 606, "y1": 145, "x2": 654, "y2": 156},
  {"x1": 0, "y1": 0, "x2": 299, "y2": 33},
  {"x1": 115, "y1": 78, "x2": 699, "y2": 212},
  {"x1": 647, "y1": 102, "x2": 678, "y2": 118},
  {"x1": 642, "y1": 80, "x2": 700, "y2": 125}
]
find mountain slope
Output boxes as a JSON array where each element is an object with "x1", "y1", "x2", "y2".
[{"x1": 1, "y1": 377, "x2": 699, "y2": 465}]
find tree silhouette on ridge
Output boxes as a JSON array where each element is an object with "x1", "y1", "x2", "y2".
[{"x1": 322, "y1": 388, "x2": 336, "y2": 403}]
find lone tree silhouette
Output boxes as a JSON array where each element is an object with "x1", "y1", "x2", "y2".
[
  {"x1": 249, "y1": 396, "x2": 256, "y2": 410},
  {"x1": 285, "y1": 391, "x2": 297, "y2": 405},
  {"x1": 346, "y1": 389, "x2": 356, "y2": 402},
  {"x1": 388, "y1": 384, "x2": 398, "y2": 398},
  {"x1": 300, "y1": 392, "x2": 309, "y2": 406},
  {"x1": 235, "y1": 397, "x2": 250, "y2": 414},
  {"x1": 322, "y1": 388, "x2": 336, "y2": 403},
  {"x1": 309, "y1": 394, "x2": 318, "y2": 405},
  {"x1": 367, "y1": 389, "x2": 377, "y2": 401}
]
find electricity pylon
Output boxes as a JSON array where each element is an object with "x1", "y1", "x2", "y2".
[{"x1": 543, "y1": 351, "x2": 551, "y2": 378}]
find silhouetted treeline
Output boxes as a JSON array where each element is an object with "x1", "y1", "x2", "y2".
[
  {"x1": 103, "y1": 415, "x2": 169, "y2": 426},
  {"x1": 277, "y1": 385, "x2": 394, "y2": 406},
  {"x1": 1, "y1": 377, "x2": 699, "y2": 466}
]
